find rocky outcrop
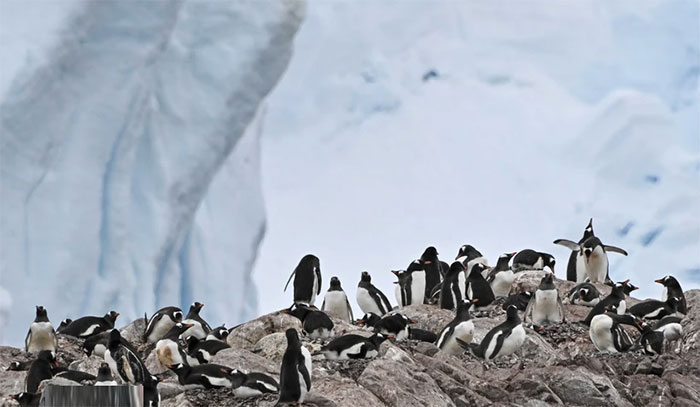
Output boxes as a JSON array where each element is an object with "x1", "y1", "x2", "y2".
[{"x1": 1, "y1": 285, "x2": 699, "y2": 407}]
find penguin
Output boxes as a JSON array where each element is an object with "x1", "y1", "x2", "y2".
[
  {"x1": 439, "y1": 262, "x2": 465, "y2": 310},
  {"x1": 356, "y1": 271, "x2": 393, "y2": 316},
  {"x1": 321, "y1": 332, "x2": 389, "y2": 360},
  {"x1": 487, "y1": 252, "x2": 518, "y2": 297},
  {"x1": 58, "y1": 311, "x2": 119, "y2": 338},
  {"x1": 581, "y1": 280, "x2": 629, "y2": 325},
  {"x1": 656, "y1": 276, "x2": 687, "y2": 314},
  {"x1": 395, "y1": 260, "x2": 427, "y2": 307},
  {"x1": 8, "y1": 393, "x2": 40, "y2": 407},
  {"x1": 620, "y1": 280, "x2": 639, "y2": 296},
  {"x1": 638, "y1": 321, "x2": 664, "y2": 355},
  {"x1": 653, "y1": 315, "x2": 683, "y2": 352},
  {"x1": 408, "y1": 327, "x2": 438, "y2": 343},
  {"x1": 284, "y1": 254, "x2": 322, "y2": 306},
  {"x1": 524, "y1": 273, "x2": 565, "y2": 326},
  {"x1": 355, "y1": 313, "x2": 381, "y2": 328},
  {"x1": 156, "y1": 322, "x2": 194, "y2": 369},
  {"x1": 185, "y1": 336, "x2": 230, "y2": 366},
  {"x1": 83, "y1": 329, "x2": 137, "y2": 358},
  {"x1": 278, "y1": 328, "x2": 312, "y2": 405},
  {"x1": 511, "y1": 250, "x2": 556, "y2": 273},
  {"x1": 52, "y1": 366, "x2": 96, "y2": 384},
  {"x1": 553, "y1": 236, "x2": 627, "y2": 283},
  {"x1": 25, "y1": 306, "x2": 57, "y2": 353},
  {"x1": 502, "y1": 291, "x2": 533, "y2": 311},
  {"x1": 104, "y1": 329, "x2": 147, "y2": 384},
  {"x1": 145, "y1": 306, "x2": 183, "y2": 344},
  {"x1": 282, "y1": 303, "x2": 334, "y2": 339},
  {"x1": 95, "y1": 362, "x2": 118, "y2": 386},
  {"x1": 373, "y1": 313, "x2": 416, "y2": 341},
  {"x1": 436, "y1": 298, "x2": 478, "y2": 355},
  {"x1": 456, "y1": 245, "x2": 489, "y2": 277},
  {"x1": 466, "y1": 263, "x2": 495, "y2": 309},
  {"x1": 321, "y1": 276, "x2": 354, "y2": 322},
  {"x1": 204, "y1": 325, "x2": 229, "y2": 342},
  {"x1": 567, "y1": 282, "x2": 601, "y2": 306},
  {"x1": 555, "y1": 218, "x2": 595, "y2": 282},
  {"x1": 143, "y1": 373, "x2": 163, "y2": 407},
  {"x1": 168, "y1": 363, "x2": 233, "y2": 389},
  {"x1": 223, "y1": 368, "x2": 279, "y2": 398},
  {"x1": 629, "y1": 297, "x2": 680, "y2": 320},
  {"x1": 420, "y1": 246, "x2": 444, "y2": 303},
  {"x1": 6, "y1": 361, "x2": 32, "y2": 371},
  {"x1": 181, "y1": 302, "x2": 212, "y2": 340},
  {"x1": 56, "y1": 319, "x2": 72, "y2": 333},
  {"x1": 26, "y1": 350, "x2": 57, "y2": 393},
  {"x1": 457, "y1": 305, "x2": 526, "y2": 361},
  {"x1": 589, "y1": 310, "x2": 639, "y2": 353}
]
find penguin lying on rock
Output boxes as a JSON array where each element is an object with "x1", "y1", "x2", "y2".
[
  {"x1": 372, "y1": 313, "x2": 416, "y2": 341},
  {"x1": 58, "y1": 311, "x2": 119, "y2": 338},
  {"x1": 222, "y1": 368, "x2": 279, "y2": 398},
  {"x1": 282, "y1": 303, "x2": 334, "y2": 339},
  {"x1": 321, "y1": 332, "x2": 390, "y2": 360}
]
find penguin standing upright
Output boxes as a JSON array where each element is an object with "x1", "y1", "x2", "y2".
[
  {"x1": 656, "y1": 276, "x2": 687, "y2": 314},
  {"x1": 582, "y1": 281, "x2": 629, "y2": 325},
  {"x1": 439, "y1": 262, "x2": 465, "y2": 310},
  {"x1": 26, "y1": 350, "x2": 57, "y2": 393},
  {"x1": 282, "y1": 303, "x2": 334, "y2": 339},
  {"x1": 143, "y1": 373, "x2": 163, "y2": 407},
  {"x1": 223, "y1": 368, "x2": 279, "y2": 398},
  {"x1": 104, "y1": 329, "x2": 147, "y2": 384},
  {"x1": 456, "y1": 245, "x2": 489, "y2": 277},
  {"x1": 487, "y1": 252, "x2": 517, "y2": 297},
  {"x1": 436, "y1": 298, "x2": 478, "y2": 355},
  {"x1": 420, "y1": 247, "x2": 443, "y2": 303},
  {"x1": 457, "y1": 305, "x2": 526, "y2": 361},
  {"x1": 25, "y1": 306, "x2": 57, "y2": 353},
  {"x1": 511, "y1": 250, "x2": 556, "y2": 273},
  {"x1": 524, "y1": 273, "x2": 565, "y2": 326},
  {"x1": 356, "y1": 271, "x2": 392, "y2": 316},
  {"x1": 145, "y1": 307, "x2": 183, "y2": 344},
  {"x1": 278, "y1": 329, "x2": 312, "y2": 405},
  {"x1": 284, "y1": 254, "x2": 322, "y2": 306},
  {"x1": 181, "y1": 302, "x2": 211, "y2": 340},
  {"x1": 95, "y1": 362, "x2": 118, "y2": 386},
  {"x1": 653, "y1": 315, "x2": 683, "y2": 352},
  {"x1": 466, "y1": 264, "x2": 495, "y2": 308},
  {"x1": 555, "y1": 218, "x2": 595, "y2": 282},
  {"x1": 59, "y1": 311, "x2": 119, "y2": 338},
  {"x1": 321, "y1": 276, "x2": 354, "y2": 322},
  {"x1": 567, "y1": 282, "x2": 601, "y2": 306},
  {"x1": 155, "y1": 322, "x2": 194, "y2": 369},
  {"x1": 589, "y1": 310, "x2": 639, "y2": 353},
  {"x1": 553, "y1": 236, "x2": 627, "y2": 283},
  {"x1": 638, "y1": 321, "x2": 664, "y2": 355},
  {"x1": 393, "y1": 260, "x2": 427, "y2": 307}
]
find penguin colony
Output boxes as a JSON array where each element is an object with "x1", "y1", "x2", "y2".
[{"x1": 5, "y1": 219, "x2": 691, "y2": 406}]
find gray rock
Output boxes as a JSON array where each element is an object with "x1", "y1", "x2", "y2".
[
  {"x1": 312, "y1": 371, "x2": 386, "y2": 407},
  {"x1": 0, "y1": 371, "x2": 26, "y2": 401},
  {"x1": 252, "y1": 332, "x2": 287, "y2": 365},
  {"x1": 119, "y1": 317, "x2": 147, "y2": 349},
  {"x1": 68, "y1": 356, "x2": 104, "y2": 376},
  {"x1": 227, "y1": 311, "x2": 301, "y2": 351},
  {"x1": 210, "y1": 347, "x2": 279, "y2": 376}
]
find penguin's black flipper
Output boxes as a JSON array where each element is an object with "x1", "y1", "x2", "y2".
[
  {"x1": 455, "y1": 337, "x2": 478, "y2": 354},
  {"x1": 603, "y1": 245, "x2": 628, "y2": 255},
  {"x1": 297, "y1": 359, "x2": 311, "y2": 391},
  {"x1": 283, "y1": 271, "x2": 296, "y2": 292},
  {"x1": 315, "y1": 267, "x2": 322, "y2": 295},
  {"x1": 345, "y1": 297, "x2": 354, "y2": 321},
  {"x1": 553, "y1": 239, "x2": 580, "y2": 250},
  {"x1": 375, "y1": 288, "x2": 393, "y2": 315}
]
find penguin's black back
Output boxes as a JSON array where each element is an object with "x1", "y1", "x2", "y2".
[
  {"x1": 302, "y1": 310, "x2": 334, "y2": 334},
  {"x1": 59, "y1": 315, "x2": 111, "y2": 338},
  {"x1": 503, "y1": 292, "x2": 532, "y2": 311},
  {"x1": 291, "y1": 255, "x2": 321, "y2": 303},
  {"x1": 373, "y1": 314, "x2": 408, "y2": 335},
  {"x1": 468, "y1": 269, "x2": 495, "y2": 307},
  {"x1": 26, "y1": 352, "x2": 54, "y2": 393},
  {"x1": 512, "y1": 249, "x2": 540, "y2": 267},
  {"x1": 279, "y1": 335, "x2": 309, "y2": 403},
  {"x1": 408, "y1": 327, "x2": 437, "y2": 343},
  {"x1": 323, "y1": 334, "x2": 368, "y2": 352}
]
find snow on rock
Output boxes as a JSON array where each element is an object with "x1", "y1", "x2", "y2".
[{"x1": 0, "y1": 1, "x2": 305, "y2": 345}]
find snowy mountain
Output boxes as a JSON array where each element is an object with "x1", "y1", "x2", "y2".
[{"x1": 0, "y1": 1, "x2": 305, "y2": 344}]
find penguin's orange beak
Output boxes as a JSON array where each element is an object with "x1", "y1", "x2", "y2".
[
  {"x1": 471, "y1": 298, "x2": 479, "y2": 304},
  {"x1": 423, "y1": 260, "x2": 432, "y2": 265},
  {"x1": 654, "y1": 279, "x2": 663, "y2": 284},
  {"x1": 356, "y1": 320, "x2": 366, "y2": 326},
  {"x1": 409, "y1": 319, "x2": 417, "y2": 324},
  {"x1": 280, "y1": 309, "x2": 289, "y2": 314},
  {"x1": 9, "y1": 395, "x2": 17, "y2": 400},
  {"x1": 387, "y1": 335, "x2": 395, "y2": 340},
  {"x1": 391, "y1": 270, "x2": 400, "y2": 276}
]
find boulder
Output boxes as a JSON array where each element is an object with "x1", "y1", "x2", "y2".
[
  {"x1": 227, "y1": 311, "x2": 301, "y2": 350},
  {"x1": 119, "y1": 317, "x2": 147, "y2": 349},
  {"x1": 210, "y1": 348, "x2": 278, "y2": 376},
  {"x1": 251, "y1": 332, "x2": 287, "y2": 365}
]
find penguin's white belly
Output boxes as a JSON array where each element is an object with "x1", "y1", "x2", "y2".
[
  {"x1": 395, "y1": 326, "x2": 409, "y2": 342},
  {"x1": 497, "y1": 324, "x2": 526, "y2": 359},
  {"x1": 301, "y1": 346, "x2": 312, "y2": 381},
  {"x1": 585, "y1": 248, "x2": 608, "y2": 283},
  {"x1": 335, "y1": 342, "x2": 365, "y2": 359},
  {"x1": 297, "y1": 371, "x2": 308, "y2": 402},
  {"x1": 491, "y1": 271, "x2": 515, "y2": 297},
  {"x1": 203, "y1": 375, "x2": 232, "y2": 388},
  {"x1": 27, "y1": 322, "x2": 56, "y2": 352},
  {"x1": 80, "y1": 324, "x2": 101, "y2": 337},
  {"x1": 641, "y1": 307, "x2": 665, "y2": 319},
  {"x1": 357, "y1": 288, "x2": 382, "y2": 315},
  {"x1": 233, "y1": 386, "x2": 263, "y2": 398},
  {"x1": 590, "y1": 315, "x2": 616, "y2": 353},
  {"x1": 575, "y1": 254, "x2": 587, "y2": 283},
  {"x1": 411, "y1": 272, "x2": 426, "y2": 305},
  {"x1": 182, "y1": 321, "x2": 206, "y2": 340},
  {"x1": 656, "y1": 323, "x2": 682, "y2": 342},
  {"x1": 323, "y1": 291, "x2": 351, "y2": 321},
  {"x1": 394, "y1": 285, "x2": 404, "y2": 307},
  {"x1": 574, "y1": 296, "x2": 600, "y2": 307},
  {"x1": 661, "y1": 287, "x2": 668, "y2": 302},
  {"x1": 156, "y1": 340, "x2": 184, "y2": 368},
  {"x1": 617, "y1": 300, "x2": 626, "y2": 315},
  {"x1": 442, "y1": 321, "x2": 474, "y2": 355},
  {"x1": 104, "y1": 350, "x2": 122, "y2": 383},
  {"x1": 532, "y1": 290, "x2": 562, "y2": 324},
  {"x1": 310, "y1": 275, "x2": 319, "y2": 306},
  {"x1": 93, "y1": 344, "x2": 107, "y2": 358},
  {"x1": 147, "y1": 317, "x2": 176, "y2": 343}
]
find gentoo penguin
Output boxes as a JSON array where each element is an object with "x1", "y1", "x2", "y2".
[
  {"x1": 145, "y1": 306, "x2": 183, "y2": 344},
  {"x1": 355, "y1": 313, "x2": 381, "y2": 328},
  {"x1": 8, "y1": 392, "x2": 40, "y2": 407},
  {"x1": 373, "y1": 313, "x2": 416, "y2": 341},
  {"x1": 143, "y1": 373, "x2": 163, "y2": 406},
  {"x1": 282, "y1": 303, "x2": 334, "y2": 339},
  {"x1": 581, "y1": 281, "x2": 629, "y2": 325},
  {"x1": 168, "y1": 363, "x2": 233, "y2": 389},
  {"x1": 511, "y1": 250, "x2": 556, "y2": 273},
  {"x1": 284, "y1": 254, "x2": 322, "y2": 306},
  {"x1": 59, "y1": 311, "x2": 119, "y2": 338},
  {"x1": 155, "y1": 322, "x2": 193, "y2": 369},
  {"x1": 567, "y1": 282, "x2": 601, "y2": 306},
  {"x1": 629, "y1": 296, "x2": 680, "y2": 320},
  {"x1": 524, "y1": 273, "x2": 565, "y2": 326},
  {"x1": 457, "y1": 305, "x2": 526, "y2": 361},
  {"x1": 321, "y1": 276, "x2": 354, "y2": 322},
  {"x1": 6, "y1": 360, "x2": 32, "y2": 371},
  {"x1": 456, "y1": 244, "x2": 489, "y2": 277},
  {"x1": 466, "y1": 263, "x2": 495, "y2": 309},
  {"x1": 185, "y1": 336, "x2": 230, "y2": 366},
  {"x1": 620, "y1": 280, "x2": 639, "y2": 296},
  {"x1": 439, "y1": 262, "x2": 465, "y2": 310},
  {"x1": 486, "y1": 252, "x2": 517, "y2": 297},
  {"x1": 420, "y1": 246, "x2": 444, "y2": 303},
  {"x1": 408, "y1": 327, "x2": 438, "y2": 342},
  {"x1": 83, "y1": 329, "x2": 137, "y2": 358},
  {"x1": 25, "y1": 306, "x2": 57, "y2": 353},
  {"x1": 321, "y1": 332, "x2": 389, "y2": 360},
  {"x1": 553, "y1": 236, "x2": 627, "y2": 283},
  {"x1": 223, "y1": 368, "x2": 279, "y2": 398},
  {"x1": 204, "y1": 325, "x2": 229, "y2": 342},
  {"x1": 653, "y1": 315, "x2": 683, "y2": 351},
  {"x1": 95, "y1": 362, "x2": 118, "y2": 386},
  {"x1": 555, "y1": 218, "x2": 595, "y2": 282},
  {"x1": 502, "y1": 291, "x2": 533, "y2": 311},
  {"x1": 356, "y1": 271, "x2": 392, "y2": 316},
  {"x1": 56, "y1": 319, "x2": 72, "y2": 333},
  {"x1": 656, "y1": 276, "x2": 687, "y2": 314},
  {"x1": 104, "y1": 329, "x2": 147, "y2": 384},
  {"x1": 436, "y1": 298, "x2": 478, "y2": 355},
  {"x1": 589, "y1": 311, "x2": 639, "y2": 353},
  {"x1": 392, "y1": 262, "x2": 426, "y2": 308},
  {"x1": 26, "y1": 350, "x2": 57, "y2": 393},
  {"x1": 53, "y1": 368, "x2": 96, "y2": 384},
  {"x1": 278, "y1": 329, "x2": 312, "y2": 405},
  {"x1": 638, "y1": 321, "x2": 664, "y2": 355},
  {"x1": 181, "y1": 302, "x2": 212, "y2": 340}
]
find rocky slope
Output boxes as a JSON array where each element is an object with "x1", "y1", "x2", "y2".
[{"x1": 1, "y1": 278, "x2": 699, "y2": 406}]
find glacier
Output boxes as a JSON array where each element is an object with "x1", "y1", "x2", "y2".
[{"x1": 0, "y1": 1, "x2": 305, "y2": 344}]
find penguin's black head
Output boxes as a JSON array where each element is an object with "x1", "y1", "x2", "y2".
[
  {"x1": 330, "y1": 276, "x2": 342, "y2": 289},
  {"x1": 209, "y1": 325, "x2": 228, "y2": 340},
  {"x1": 456, "y1": 244, "x2": 483, "y2": 261},
  {"x1": 190, "y1": 302, "x2": 204, "y2": 313},
  {"x1": 458, "y1": 298, "x2": 478, "y2": 314},
  {"x1": 539, "y1": 272, "x2": 555, "y2": 289},
  {"x1": 283, "y1": 303, "x2": 310, "y2": 320},
  {"x1": 284, "y1": 328, "x2": 300, "y2": 345},
  {"x1": 655, "y1": 275, "x2": 680, "y2": 288},
  {"x1": 505, "y1": 305, "x2": 519, "y2": 320},
  {"x1": 37, "y1": 350, "x2": 58, "y2": 366},
  {"x1": 469, "y1": 263, "x2": 488, "y2": 277},
  {"x1": 390, "y1": 270, "x2": 405, "y2": 282},
  {"x1": 172, "y1": 309, "x2": 184, "y2": 322},
  {"x1": 420, "y1": 246, "x2": 439, "y2": 263},
  {"x1": 57, "y1": 319, "x2": 72, "y2": 330},
  {"x1": 541, "y1": 254, "x2": 555, "y2": 273},
  {"x1": 621, "y1": 280, "x2": 638, "y2": 295},
  {"x1": 99, "y1": 362, "x2": 110, "y2": 371},
  {"x1": 360, "y1": 271, "x2": 371, "y2": 282},
  {"x1": 34, "y1": 305, "x2": 48, "y2": 322},
  {"x1": 611, "y1": 280, "x2": 629, "y2": 297},
  {"x1": 108, "y1": 328, "x2": 121, "y2": 347},
  {"x1": 496, "y1": 252, "x2": 517, "y2": 269},
  {"x1": 6, "y1": 362, "x2": 20, "y2": 371},
  {"x1": 448, "y1": 261, "x2": 465, "y2": 274},
  {"x1": 168, "y1": 363, "x2": 186, "y2": 374},
  {"x1": 356, "y1": 313, "x2": 380, "y2": 327},
  {"x1": 223, "y1": 368, "x2": 247, "y2": 387},
  {"x1": 9, "y1": 393, "x2": 37, "y2": 403},
  {"x1": 583, "y1": 218, "x2": 594, "y2": 238},
  {"x1": 105, "y1": 311, "x2": 120, "y2": 322},
  {"x1": 406, "y1": 259, "x2": 424, "y2": 273}
]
